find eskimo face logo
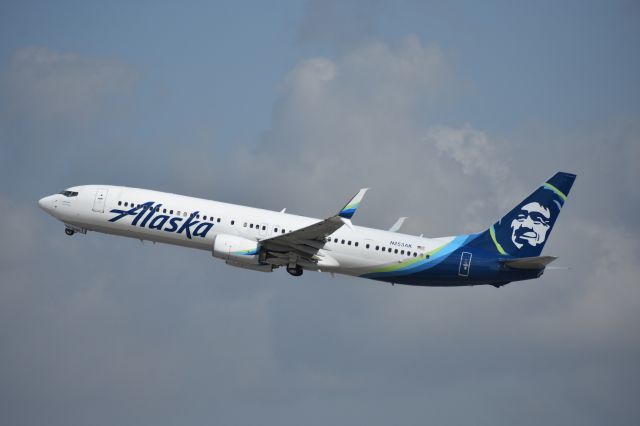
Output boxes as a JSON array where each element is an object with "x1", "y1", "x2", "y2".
[
  {"x1": 109, "y1": 201, "x2": 214, "y2": 239},
  {"x1": 510, "y1": 202, "x2": 551, "y2": 249}
]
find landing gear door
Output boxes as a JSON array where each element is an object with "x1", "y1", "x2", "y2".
[
  {"x1": 458, "y1": 251, "x2": 472, "y2": 277},
  {"x1": 92, "y1": 188, "x2": 108, "y2": 213}
]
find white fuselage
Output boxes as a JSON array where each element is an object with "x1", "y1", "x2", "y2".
[{"x1": 38, "y1": 185, "x2": 456, "y2": 278}]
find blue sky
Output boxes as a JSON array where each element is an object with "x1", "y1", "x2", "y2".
[{"x1": 1, "y1": 1, "x2": 639, "y2": 425}]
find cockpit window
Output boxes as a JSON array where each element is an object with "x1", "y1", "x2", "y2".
[{"x1": 59, "y1": 190, "x2": 79, "y2": 197}]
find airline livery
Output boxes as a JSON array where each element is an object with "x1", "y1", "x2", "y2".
[{"x1": 38, "y1": 172, "x2": 576, "y2": 287}]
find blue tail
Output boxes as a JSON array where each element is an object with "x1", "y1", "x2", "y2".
[{"x1": 467, "y1": 172, "x2": 576, "y2": 258}]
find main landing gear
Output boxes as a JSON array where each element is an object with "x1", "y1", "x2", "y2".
[
  {"x1": 287, "y1": 265, "x2": 303, "y2": 277},
  {"x1": 64, "y1": 228, "x2": 75, "y2": 236}
]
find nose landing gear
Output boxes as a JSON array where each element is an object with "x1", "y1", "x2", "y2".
[
  {"x1": 64, "y1": 228, "x2": 75, "y2": 236},
  {"x1": 286, "y1": 265, "x2": 303, "y2": 277}
]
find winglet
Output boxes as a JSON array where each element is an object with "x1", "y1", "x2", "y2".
[{"x1": 338, "y1": 188, "x2": 369, "y2": 219}]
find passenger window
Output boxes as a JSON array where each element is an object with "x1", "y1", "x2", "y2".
[
  {"x1": 243, "y1": 222, "x2": 247, "y2": 227},
  {"x1": 282, "y1": 229, "x2": 286, "y2": 234},
  {"x1": 334, "y1": 238, "x2": 338, "y2": 243},
  {"x1": 118, "y1": 201, "x2": 122, "y2": 206},
  {"x1": 170, "y1": 210, "x2": 174, "y2": 215},
  {"x1": 163, "y1": 209, "x2": 167, "y2": 214},
  {"x1": 341, "y1": 239, "x2": 345, "y2": 244},
  {"x1": 382, "y1": 247, "x2": 386, "y2": 252},
  {"x1": 250, "y1": 224, "x2": 254, "y2": 228},
  {"x1": 274, "y1": 227, "x2": 278, "y2": 232},
  {"x1": 217, "y1": 218, "x2": 221, "y2": 223},
  {"x1": 413, "y1": 252, "x2": 417, "y2": 257},
  {"x1": 366, "y1": 244, "x2": 370, "y2": 249},
  {"x1": 355, "y1": 242, "x2": 359, "y2": 247},
  {"x1": 394, "y1": 249, "x2": 398, "y2": 254},
  {"x1": 401, "y1": 250, "x2": 405, "y2": 255},
  {"x1": 183, "y1": 212, "x2": 187, "y2": 217},
  {"x1": 262, "y1": 226, "x2": 266, "y2": 231},
  {"x1": 375, "y1": 245, "x2": 379, "y2": 250},
  {"x1": 348, "y1": 241, "x2": 352, "y2": 246}
]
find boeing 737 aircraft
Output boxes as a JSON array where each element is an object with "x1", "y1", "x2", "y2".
[{"x1": 38, "y1": 172, "x2": 576, "y2": 287}]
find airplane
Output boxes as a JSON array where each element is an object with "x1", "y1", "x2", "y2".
[{"x1": 38, "y1": 172, "x2": 576, "y2": 288}]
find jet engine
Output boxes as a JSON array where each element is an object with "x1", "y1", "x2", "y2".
[{"x1": 212, "y1": 234, "x2": 273, "y2": 272}]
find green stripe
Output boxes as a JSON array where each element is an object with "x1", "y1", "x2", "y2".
[
  {"x1": 489, "y1": 225, "x2": 508, "y2": 255},
  {"x1": 543, "y1": 183, "x2": 567, "y2": 201},
  {"x1": 371, "y1": 241, "x2": 450, "y2": 274}
]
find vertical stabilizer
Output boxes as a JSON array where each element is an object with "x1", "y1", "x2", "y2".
[{"x1": 468, "y1": 172, "x2": 576, "y2": 258}]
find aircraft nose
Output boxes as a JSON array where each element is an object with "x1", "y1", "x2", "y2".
[{"x1": 38, "y1": 195, "x2": 56, "y2": 213}]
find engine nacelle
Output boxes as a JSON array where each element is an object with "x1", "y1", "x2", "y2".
[{"x1": 212, "y1": 234, "x2": 273, "y2": 272}]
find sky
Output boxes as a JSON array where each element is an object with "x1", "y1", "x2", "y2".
[{"x1": 1, "y1": 0, "x2": 639, "y2": 425}]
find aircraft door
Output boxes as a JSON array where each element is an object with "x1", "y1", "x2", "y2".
[
  {"x1": 92, "y1": 188, "x2": 109, "y2": 213},
  {"x1": 458, "y1": 251, "x2": 472, "y2": 277}
]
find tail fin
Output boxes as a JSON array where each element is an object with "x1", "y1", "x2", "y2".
[{"x1": 468, "y1": 172, "x2": 576, "y2": 258}]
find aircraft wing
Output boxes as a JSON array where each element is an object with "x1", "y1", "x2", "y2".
[{"x1": 260, "y1": 188, "x2": 369, "y2": 263}]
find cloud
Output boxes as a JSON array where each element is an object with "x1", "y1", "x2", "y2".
[
  {"x1": 1, "y1": 46, "x2": 136, "y2": 123},
  {"x1": 1, "y1": 29, "x2": 639, "y2": 426},
  {"x1": 186, "y1": 36, "x2": 509, "y2": 235}
]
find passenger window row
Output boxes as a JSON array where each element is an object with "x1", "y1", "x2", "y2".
[
  {"x1": 243, "y1": 222, "x2": 288, "y2": 234},
  {"x1": 117, "y1": 200, "x2": 222, "y2": 223},
  {"x1": 325, "y1": 236, "x2": 427, "y2": 258}
]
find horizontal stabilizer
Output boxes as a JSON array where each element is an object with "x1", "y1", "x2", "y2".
[
  {"x1": 389, "y1": 217, "x2": 407, "y2": 232},
  {"x1": 500, "y1": 256, "x2": 557, "y2": 270}
]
